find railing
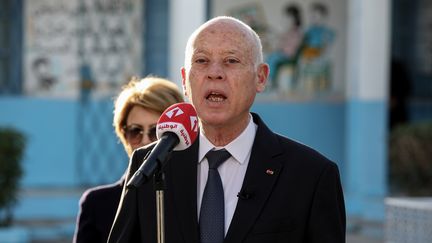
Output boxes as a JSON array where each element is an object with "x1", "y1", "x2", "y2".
[{"x1": 385, "y1": 197, "x2": 432, "y2": 243}]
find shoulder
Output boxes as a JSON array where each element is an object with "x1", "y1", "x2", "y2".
[
  {"x1": 79, "y1": 181, "x2": 123, "y2": 207},
  {"x1": 277, "y1": 134, "x2": 335, "y2": 167},
  {"x1": 270, "y1": 133, "x2": 341, "y2": 190},
  {"x1": 129, "y1": 142, "x2": 157, "y2": 170}
]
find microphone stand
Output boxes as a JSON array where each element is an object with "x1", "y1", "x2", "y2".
[
  {"x1": 154, "y1": 170, "x2": 166, "y2": 243},
  {"x1": 127, "y1": 133, "x2": 178, "y2": 243}
]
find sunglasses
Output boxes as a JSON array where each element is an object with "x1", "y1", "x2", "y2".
[{"x1": 122, "y1": 124, "x2": 157, "y2": 145}]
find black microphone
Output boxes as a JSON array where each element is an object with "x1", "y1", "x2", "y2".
[{"x1": 127, "y1": 103, "x2": 199, "y2": 188}]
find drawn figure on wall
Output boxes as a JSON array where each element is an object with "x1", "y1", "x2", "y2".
[
  {"x1": 228, "y1": 3, "x2": 272, "y2": 53},
  {"x1": 31, "y1": 57, "x2": 58, "y2": 91},
  {"x1": 266, "y1": 4, "x2": 304, "y2": 93},
  {"x1": 25, "y1": 0, "x2": 142, "y2": 97},
  {"x1": 297, "y1": 2, "x2": 335, "y2": 94}
]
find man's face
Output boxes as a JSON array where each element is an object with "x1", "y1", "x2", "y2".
[{"x1": 181, "y1": 21, "x2": 268, "y2": 129}]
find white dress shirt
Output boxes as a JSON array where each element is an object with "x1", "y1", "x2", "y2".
[{"x1": 197, "y1": 113, "x2": 257, "y2": 235}]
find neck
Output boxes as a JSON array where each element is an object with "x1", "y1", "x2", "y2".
[{"x1": 201, "y1": 114, "x2": 250, "y2": 147}]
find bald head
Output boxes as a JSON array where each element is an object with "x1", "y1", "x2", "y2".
[{"x1": 184, "y1": 16, "x2": 264, "y2": 69}]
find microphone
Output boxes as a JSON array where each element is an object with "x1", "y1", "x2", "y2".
[{"x1": 127, "y1": 102, "x2": 199, "y2": 188}]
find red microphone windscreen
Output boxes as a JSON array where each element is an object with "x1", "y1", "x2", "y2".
[{"x1": 156, "y1": 102, "x2": 199, "y2": 151}]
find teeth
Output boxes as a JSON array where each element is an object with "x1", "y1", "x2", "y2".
[
  {"x1": 207, "y1": 91, "x2": 226, "y2": 102},
  {"x1": 208, "y1": 96, "x2": 224, "y2": 102}
]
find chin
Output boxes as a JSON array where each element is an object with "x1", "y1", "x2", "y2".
[{"x1": 200, "y1": 113, "x2": 227, "y2": 126}]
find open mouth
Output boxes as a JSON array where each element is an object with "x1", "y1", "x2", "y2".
[{"x1": 206, "y1": 91, "x2": 227, "y2": 102}]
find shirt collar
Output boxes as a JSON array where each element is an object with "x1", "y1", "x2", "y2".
[{"x1": 199, "y1": 113, "x2": 257, "y2": 164}]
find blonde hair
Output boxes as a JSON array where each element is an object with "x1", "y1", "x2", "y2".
[{"x1": 113, "y1": 76, "x2": 184, "y2": 155}]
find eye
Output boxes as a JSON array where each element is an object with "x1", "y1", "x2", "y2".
[
  {"x1": 123, "y1": 125, "x2": 143, "y2": 137},
  {"x1": 225, "y1": 58, "x2": 240, "y2": 64},
  {"x1": 194, "y1": 58, "x2": 208, "y2": 64}
]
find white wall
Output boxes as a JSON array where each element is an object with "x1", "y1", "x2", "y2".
[
  {"x1": 169, "y1": 0, "x2": 206, "y2": 88},
  {"x1": 346, "y1": 0, "x2": 391, "y2": 100}
]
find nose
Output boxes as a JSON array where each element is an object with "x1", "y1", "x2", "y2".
[
  {"x1": 130, "y1": 134, "x2": 152, "y2": 151},
  {"x1": 141, "y1": 133, "x2": 152, "y2": 146},
  {"x1": 207, "y1": 62, "x2": 225, "y2": 80}
]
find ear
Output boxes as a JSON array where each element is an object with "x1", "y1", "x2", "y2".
[
  {"x1": 256, "y1": 63, "x2": 269, "y2": 93},
  {"x1": 181, "y1": 67, "x2": 188, "y2": 97}
]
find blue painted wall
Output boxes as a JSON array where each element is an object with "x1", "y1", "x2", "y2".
[
  {"x1": 0, "y1": 97, "x2": 128, "y2": 223},
  {"x1": 0, "y1": 98, "x2": 78, "y2": 187},
  {"x1": 143, "y1": 0, "x2": 170, "y2": 77},
  {"x1": 345, "y1": 99, "x2": 388, "y2": 220}
]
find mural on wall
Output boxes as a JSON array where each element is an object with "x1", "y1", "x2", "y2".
[
  {"x1": 215, "y1": 0, "x2": 346, "y2": 100},
  {"x1": 24, "y1": 0, "x2": 143, "y2": 98}
]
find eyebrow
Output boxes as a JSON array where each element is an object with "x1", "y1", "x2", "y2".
[
  {"x1": 193, "y1": 49, "x2": 240, "y2": 56},
  {"x1": 126, "y1": 123, "x2": 157, "y2": 128}
]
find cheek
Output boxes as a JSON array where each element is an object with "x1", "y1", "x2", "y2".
[
  {"x1": 237, "y1": 71, "x2": 258, "y2": 90},
  {"x1": 186, "y1": 71, "x2": 199, "y2": 89},
  {"x1": 184, "y1": 73, "x2": 199, "y2": 100}
]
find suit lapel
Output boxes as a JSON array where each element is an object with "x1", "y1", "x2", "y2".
[
  {"x1": 225, "y1": 113, "x2": 284, "y2": 243},
  {"x1": 168, "y1": 140, "x2": 200, "y2": 243}
]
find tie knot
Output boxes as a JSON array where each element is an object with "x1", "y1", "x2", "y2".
[{"x1": 205, "y1": 149, "x2": 231, "y2": 169}]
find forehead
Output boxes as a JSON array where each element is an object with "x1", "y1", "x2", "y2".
[{"x1": 192, "y1": 22, "x2": 254, "y2": 56}]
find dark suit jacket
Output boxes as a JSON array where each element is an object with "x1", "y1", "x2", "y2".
[
  {"x1": 108, "y1": 113, "x2": 346, "y2": 243},
  {"x1": 73, "y1": 178, "x2": 124, "y2": 243}
]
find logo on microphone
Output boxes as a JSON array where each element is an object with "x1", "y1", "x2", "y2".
[
  {"x1": 190, "y1": 116, "x2": 198, "y2": 132},
  {"x1": 165, "y1": 107, "x2": 184, "y2": 118}
]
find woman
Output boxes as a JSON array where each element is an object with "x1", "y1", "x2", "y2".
[{"x1": 73, "y1": 76, "x2": 184, "y2": 243}]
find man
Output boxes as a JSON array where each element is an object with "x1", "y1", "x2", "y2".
[{"x1": 108, "y1": 16, "x2": 345, "y2": 243}]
